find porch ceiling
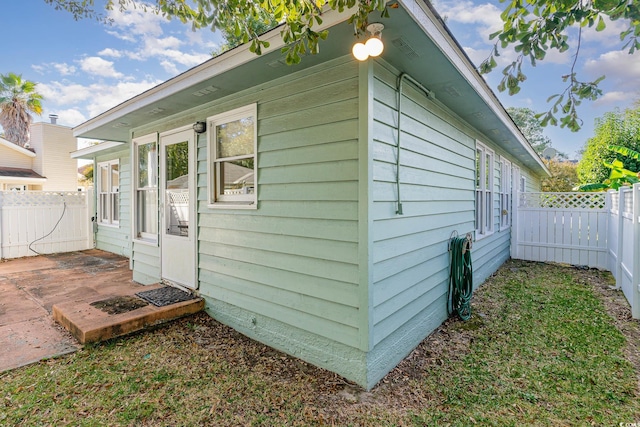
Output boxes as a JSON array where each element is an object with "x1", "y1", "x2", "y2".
[{"x1": 73, "y1": 1, "x2": 547, "y2": 176}]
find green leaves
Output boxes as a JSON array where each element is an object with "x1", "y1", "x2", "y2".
[
  {"x1": 577, "y1": 115, "x2": 640, "y2": 191},
  {"x1": 46, "y1": 0, "x2": 391, "y2": 67},
  {"x1": 573, "y1": 183, "x2": 610, "y2": 192},
  {"x1": 608, "y1": 145, "x2": 640, "y2": 162},
  {"x1": 480, "y1": 0, "x2": 640, "y2": 131}
]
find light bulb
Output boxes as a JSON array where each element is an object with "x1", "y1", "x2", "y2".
[
  {"x1": 365, "y1": 37, "x2": 384, "y2": 57},
  {"x1": 352, "y1": 42, "x2": 369, "y2": 61}
]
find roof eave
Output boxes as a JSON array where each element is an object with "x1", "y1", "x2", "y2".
[
  {"x1": 0, "y1": 138, "x2": 37, "y2": 157},
  {"x1": 72, "y1": 6, "x2": 357, "y2": 140},
  {"x1": 71, "y1": 141, "x2": 126, "y2": 159},
  {"x1": 402, "y1": 0, "x2": 550, "y2": 177}
]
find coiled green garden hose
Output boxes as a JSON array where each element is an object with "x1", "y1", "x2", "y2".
[{"x1": 448, "y1": 233, "x2": 473, "y2": 321}]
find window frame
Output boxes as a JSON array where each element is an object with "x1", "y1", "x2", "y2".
[
  {"x1": 207, "y1": 103, "x2": 258, "y2": 209},
  {"x1": 132, "y1": 133, "x2": 159, "y2": 244},
  {"x1": 499, "y1": 157, "x2": 512, "y2": 231},
  {"x1": 97, "y1": 159, "x2": 120, "y2": 227},
  {"x1": 475, "y1": 141, "x2": 495, "y2": 239}
]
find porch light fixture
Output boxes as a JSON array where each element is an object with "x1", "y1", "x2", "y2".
[
  {"x1": 352, "y1": 23, "x2": 385, "y2": 61},
  {"x1": 193, "y1": 121, "x2": 207, "y2": 134}
]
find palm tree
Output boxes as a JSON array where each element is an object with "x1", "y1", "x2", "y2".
[{"x1": 0, "y1": 73, "x2": 44, "y2": 147}]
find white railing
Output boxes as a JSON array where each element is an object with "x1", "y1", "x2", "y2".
[
  {"x1": 513, "y1": 185, "x2": 640, "y2": 319},
  {"x1": 0, "y1": 190, "x2": 93, "y2": 259}
]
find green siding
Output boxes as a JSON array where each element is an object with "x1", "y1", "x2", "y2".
[
  {"x1": 95, "y1": 148, "x2": 131, "y2": 258},
  {"x1": 117, "y1": 53, "x2": 544, "y2": 389},
  {"x1": 366, "y1": 59, "x2": 542, "y2": 388},
  {"x1": 132, "y1": 241, "x2": 160, "y2": 284},
  {"x1": 189, "y1": 57, "x2": 365, "y2": 383},
  {"x1": 370, "y1": 60, "x2": 475, "y2": 354}
]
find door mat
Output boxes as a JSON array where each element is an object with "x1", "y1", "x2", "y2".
[
  {"x1": 135, "y1": 287, "x2": 198, "y2": 307},
  {"x1": 90, "y1": 296, "x2": 149, "y2": 315}
]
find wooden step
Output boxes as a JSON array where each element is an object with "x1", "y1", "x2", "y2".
[{"x1": 52, "y1": 285, "x2": 204, "y2": 344}]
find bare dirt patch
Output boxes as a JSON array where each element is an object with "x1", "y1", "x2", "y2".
[{"x1": 90, "y1": 296, "x2": 149, "y2": 315}]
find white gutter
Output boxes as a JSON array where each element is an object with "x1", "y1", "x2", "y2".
[
  {"x1": 400, "y1": 0, "x2": 550, "y2": 176},
  {"x1": 73, "y1": 6, "x2": 357, "y2": 139}
]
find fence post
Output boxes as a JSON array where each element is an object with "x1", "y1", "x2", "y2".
[
  {"x1": 511, "y1": 191, "x2": 519, "y2": 259},
  {"x1": 616, "y1": 187, "x2": 627, "y2": 290},
  {"x1": 0, "y1": 192, "x2": 3, "y2": 260},
  {"x1": 86, "y1": 188, "x2": 94, "y2": 250},
  {"x1": 632, "y1": 183, "x2": 640, "y2": 319}
]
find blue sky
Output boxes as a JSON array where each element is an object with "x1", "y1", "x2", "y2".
[{"x1": 1, "y1": 1, "x2": 638, "y2": 158}]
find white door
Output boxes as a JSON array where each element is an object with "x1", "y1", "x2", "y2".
[{"x1": 160, "y1": 127, "x2": 196, "y2": 289}]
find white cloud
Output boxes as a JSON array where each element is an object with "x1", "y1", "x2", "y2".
[
  {"x1": 584, "y1": 50, "x2": 640, "y2": 84},
  {"x1": 580, "y1": 17, "x2": 629, "y2": 48},
  {"x1": 79, "y1": 56, "x2": 124, "y2": 79},
  {"x1": 98, "y1": 48, "x2": 123, "y2": 58},
  {"x1": 106, "y1": 2, "x2": 165, "y2": 39},
  {"x1": 42, "y1": 108, "x2": 87, "y2": 127},
  {"x1": 594, "y1": 91, "x2": 639, "y2": 106},
  {"x1": 31, "y1": 65, "x2": 45, "y2": 74},
  {"x1": 84, "y1": 79, "x2": 162, "y2": 117},
  {"x1": 159, "y1": 60, "x2": 180, "y2": 75},
  {"x1": 122, "y1": 35, "x2": 210, "y2": 71},
  {"x1": 39, "y1": 78, "x2": 162, "y2": 118},
  {"x1": 100, "y1": 4, "x2": 212, "y2": 74},
  {"x1": 581, "y1": 49, "x2": 640, "y2": 109},
  {"x1": 39, "y1": 82, "x2": 93, "y2": 105},
  {"x1": 437, "y1": 1, "x2": 503, "y2": 40},
  {"x1": 462, "y1": 46, "x2": 490, "y2": 67},
  {"x1": 31, "y1": 62, "x2": 76, "y2": 76},
  {"x1": 52, "y1": 63, "x2": 77, "y2": 75}
]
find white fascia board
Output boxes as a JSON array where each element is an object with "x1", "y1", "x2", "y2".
[
  {"x1": 71, "y1": 141, "x2": 126, "y2": 159},
  {"x1": 0, "y1": 137, "x2": 36, "y2": 157},
  {"x1": 73, "y1": 6, "x2": 357, "y2": 139},
  {"x1": 400, "y1": 0, "x2": 550, "y2": 176},
  {"x1": 0, "y1": 176, "x2": 47, "y2": 184}
]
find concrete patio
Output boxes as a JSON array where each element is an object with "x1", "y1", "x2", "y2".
[{"x1": 0, "y1": 249, "x2": 203, "y2": 373}]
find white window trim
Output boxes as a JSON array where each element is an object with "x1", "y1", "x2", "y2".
[
  {"x1": 475, "y1": 141, "x2": 495, "y2": 239},
  {"x1": 207, "y1": 103, "x2": 258, "y2": 209},
  {"x1": 132, "y1": 133, "x2": 159, "y2": 244},
  {"x1": 97, "y1": 159, "x2": 120, "y2": 227},
  {"x1": 499, "y1": 156, "x2": 512, "y2": 231},
  {"x1": 512, "y1": 165, "x2": 521, "y2": 213}
]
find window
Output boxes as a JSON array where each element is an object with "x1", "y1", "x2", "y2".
[
  {"x1": 500, "y1": 157, "x2": 512, "y2": 230},
  {"x1": 475, "y1": 141, "x2": 494, "y2": 238},
  {"x1": 6, "y1": 184, "x2": 26, "y2": 191},
  {"x1": 97, "y1": 160, "x2": 119, "y2": 226},
  {"x1": 207, "y1": 104, "x2": 257, "y2": 207},
  {"x1": 133, "y1": 134, "x2": 158, "y2": 242}
]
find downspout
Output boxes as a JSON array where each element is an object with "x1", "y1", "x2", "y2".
[{"x1": 396, "y1": 72, "x2": 435, "y2": 215}]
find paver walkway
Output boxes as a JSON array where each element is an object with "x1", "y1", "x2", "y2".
[{"x1": 0, "y1": 250, "x2": 135, "y2": 372}]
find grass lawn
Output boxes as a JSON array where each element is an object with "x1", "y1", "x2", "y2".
[{"x1": 1, "y1": 260, "x2": 639, "y2": 426}]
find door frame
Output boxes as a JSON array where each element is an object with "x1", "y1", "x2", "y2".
[{"x1": 159, "y1": 125, "x2": 198, "y2": 290}]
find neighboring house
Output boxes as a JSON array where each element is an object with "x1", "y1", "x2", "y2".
[
  {"x1": 71, "y1": 0, "x2": 548, "y2": 389},
  {"x1": 0, "y1": 117, "x2": 78, "y2": 191}
]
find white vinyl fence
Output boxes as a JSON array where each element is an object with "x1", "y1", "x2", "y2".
[
  {"x1": 0, "y1": 190, "x2": 93, "y2": 259},
  {"x1": 608, "y1": 186, "x2": 640, "y2": 318},
  {"x1": 513, "y1": 185, "x2": 640, "y2": 319},
  {"x1": 513, "y1": 192, "x2": 609, "y2": 269}
]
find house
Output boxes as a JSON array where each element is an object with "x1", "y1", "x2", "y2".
[
  {"x1": 71, "y1": 0, "x2": 548, "y2": 389},
  {"x1": 0, "y1": 116, "x2": 78, "y2": 191}
]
